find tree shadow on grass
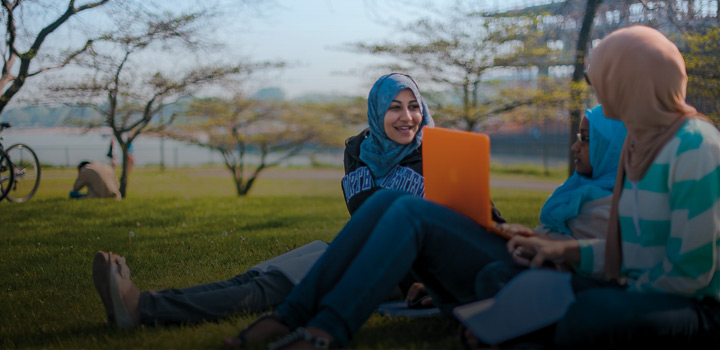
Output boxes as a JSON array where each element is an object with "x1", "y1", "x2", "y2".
[{"x1": 4, "y1": 323, "x2": 116, "y2": 348}]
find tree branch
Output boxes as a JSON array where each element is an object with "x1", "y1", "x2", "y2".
[{"x1": 28, "y1": 39, "x2": 94, "y2": 77}]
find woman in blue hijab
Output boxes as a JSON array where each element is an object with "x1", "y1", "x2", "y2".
[
  {"x1": 341, "y1": 73, "x2": 434, "y2": 214},
  {"x1": 535, "y1": 105, "x2": 627, "y2": 238}
]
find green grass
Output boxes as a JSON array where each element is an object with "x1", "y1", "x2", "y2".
[
  {"x1": 490, "y1": 162, "x2": 568, "y2": 182},
  {"x1": 1, "y1": 166, "x2": 550, "y2": 349}
]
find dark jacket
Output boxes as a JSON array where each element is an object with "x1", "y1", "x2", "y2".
[
  {"x1": 340, "y1": 128, "x2": 505, "y2": 223},
  {"x1": 341, "y1": 129, "x2": 423, "y2": 215}
]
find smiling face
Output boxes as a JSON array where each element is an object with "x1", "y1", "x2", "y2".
[
  {"x1": 571, "y1": 116, "x2": 592, "y2": 177},
  {"x1": 383, "y1": 89, "x2": 422, "y2": 145}
]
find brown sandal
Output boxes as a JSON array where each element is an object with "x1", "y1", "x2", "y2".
[
  {"x1": 223, "y1": 312, "x2": 290, "y2": 349},
  {"x1": 267, "y1": 327, "x2": 339, "y2": 350}
]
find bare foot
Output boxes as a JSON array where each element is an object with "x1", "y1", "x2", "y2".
[
  {"x1": 92, "y1": 252, "x2": 115, "y2": 322},
  {"x1": 223, "y1": 314, "x2": 290, "y2": 348},
  {"x1": 92, "y1": 251, "x2": 141, "y2": 328}
]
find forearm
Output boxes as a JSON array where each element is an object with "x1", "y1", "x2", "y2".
[
  {"x1": 629, "y1": 241, "x2": 716, "y2": 296},
  {"x1": 508, "y1": 236, "x2": 581, "y2": 268}
]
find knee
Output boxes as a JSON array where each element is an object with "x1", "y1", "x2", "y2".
[
  {"x1": 554, "y1": 289, "x2": 632, "y2": 347},
  {"x1": 366, "y1": 189, "x2": 410, "y2": 208},
  {"x1": 386, "y1": 195, "x2": 428, "y2": 217},
  {"x1": 474, "y1": 261, "x2": 525, "y2": 300}
]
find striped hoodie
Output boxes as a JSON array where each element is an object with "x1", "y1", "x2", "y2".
[{"x1": 577, "y1": 118, "x2": 720, "y2": 300}]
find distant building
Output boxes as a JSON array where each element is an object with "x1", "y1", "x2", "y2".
[{"x1": 479, "y1": 0, "x2": 719, "y2": 115}]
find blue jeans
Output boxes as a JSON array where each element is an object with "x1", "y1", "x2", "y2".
[
  {"x1": 275, "y1": 189, "x2": 511, "y2": 346},
  {"x1": 475, "y1": 261, "x2": 720, "y2": 348},
  {"x1": 139, "y1": 270, "x2": 293, "y2": 325}
]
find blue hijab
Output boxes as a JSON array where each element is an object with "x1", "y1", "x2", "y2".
[
  {"x1": 538, "y1": 105, "x2": 627, "y2": 235},
  {"x1": 359, "y1": 73, "x2": 434, "y2": 178}
]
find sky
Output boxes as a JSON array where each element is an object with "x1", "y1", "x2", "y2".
[
  {"x1": 23, "y1": 0, "x2": 535, "y2": 103},
  {"x1": 226, "y1": 0, "x2": 438, "y2": 99},
  {"x1": 218, "y1": 0, "x2": 533, "y2": 99}
]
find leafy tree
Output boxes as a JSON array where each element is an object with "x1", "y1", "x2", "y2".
[
  {"x1": 346, "y1": 4, "x2": 566, "y2": 132},
  {"x1": 50, "y1": 7, "x2": 281, "y2": 198},
  {"x1": 0, "y1": 0, "x2": 109, "y2": 115},
  {"x1": 167, "y1": 96, "x2": 348, "y2": 196},
  {"x1": 684, "y1": 26, "x2": 720, "y2": 123}
]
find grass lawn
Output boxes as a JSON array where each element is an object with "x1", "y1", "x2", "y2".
[{"x1": 1, "y1": 166, "x2": 552, "y2": 349}]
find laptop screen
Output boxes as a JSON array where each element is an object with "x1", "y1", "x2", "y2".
[{"x1": 422, "y1": 126, "x2": 493, "y2": 229}]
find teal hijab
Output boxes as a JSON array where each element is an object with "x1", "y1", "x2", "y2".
[
  {"x1": 360, "y1": 73, "x2": 434, "y2": 178},
  {"x1": 539, "y1": 105, "x2": 627, "y2": 235}
]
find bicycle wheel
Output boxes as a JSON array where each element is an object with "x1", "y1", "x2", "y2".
[
  {"x1": 0, "y1": 147, "x2": 13, "y2": 202},
  {"x1": 6, "y1": 143, "x2": 40, "y2": 202}
]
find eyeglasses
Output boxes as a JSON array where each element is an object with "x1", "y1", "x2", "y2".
[{"x1": 576, "y1": 133, "x2": 590, "y2": 145}]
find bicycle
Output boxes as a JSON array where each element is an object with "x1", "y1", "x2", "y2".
[{"x1": 0, "y1": 122, "x2": 41, "y2": 202}]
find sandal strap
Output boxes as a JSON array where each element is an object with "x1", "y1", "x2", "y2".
[
  {"x1": 267, "y1": 327, "x2": 333, "y2": 350},
  {"x1": 231, "y1": 312, "x2": 287, "y2": 347}
]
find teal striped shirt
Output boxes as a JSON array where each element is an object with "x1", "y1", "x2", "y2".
[{"x1": 578, "y1": 119, "x2": 720, "y2": 300}]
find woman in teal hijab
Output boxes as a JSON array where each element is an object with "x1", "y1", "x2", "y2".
[{"x1": 342, "y1": 73, "x2": 435, "y2": 214}]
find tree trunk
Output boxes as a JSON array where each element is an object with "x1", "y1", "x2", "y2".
[
  {"x1": 233, "y1": 168, "x2": 248, "y2": 196},
  {"x1": 119, "y1": 145, "x2": 131, "y2": 198},
  {"x1": 568, "y1": 0, "x2": 602, "y2": 177}
]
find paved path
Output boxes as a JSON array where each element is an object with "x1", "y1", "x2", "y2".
[
  {"x1": 44, "y1": 167, "x2": 562, "y2": 192},
  {"x1": 490, "y1": 178, "x2": 560, "y2": 192},
  {"x1": 252, "y1": 168, "x2": 561, "y2": 192}
]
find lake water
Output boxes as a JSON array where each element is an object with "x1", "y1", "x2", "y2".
[
  {"x1": 1, "y1": 128, "x2": 568, "y2": 168},
  {"x1": 0, "y1": 128, "x2": 344, "y2": 168}
]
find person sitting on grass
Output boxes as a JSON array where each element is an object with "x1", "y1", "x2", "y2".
[
  {"x1": 69, "y1": 161, "x2": 121, "y2": 200},
  {"x1": 221, "y1": 106, "x2": 627, "y2": 349},
  {"x1": 408, "y1": 105, "x2": 628, "y2": 307},
  {"x1": 470, "y1": 25, "x2": 720, "y2": 348},
  {"x1": 91, "y1": 73, "x2": 440, "y2": 329}
]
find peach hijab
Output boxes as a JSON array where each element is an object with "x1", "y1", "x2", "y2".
[{"x1": 586, "y1": 25, "x2": 709, "y2": 280}]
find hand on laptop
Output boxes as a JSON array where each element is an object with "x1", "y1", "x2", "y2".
[{"x1": 496, "y1": 223, "x2": 536, "y2": 237}]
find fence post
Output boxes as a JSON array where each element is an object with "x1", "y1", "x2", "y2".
[{"x1": 160, "y1": 137, "x2": 165, "y2": 172}]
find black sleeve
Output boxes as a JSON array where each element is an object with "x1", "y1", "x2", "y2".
[{"x1": 490, "y1": 200, "x2": 506, "y2": 223}]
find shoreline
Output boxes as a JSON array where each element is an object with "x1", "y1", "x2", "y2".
[{"x1": 2, "y1": 126, "x2": 115, "y2": 135}]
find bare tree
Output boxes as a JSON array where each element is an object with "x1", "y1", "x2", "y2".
[
  {"x1": 167, "y1": 96, "x2": 347, "y2": 196},
  {"x1": 50, "y1": 8, "x2": 282, "y2": 197},
  {"x1": 0, "y1": 0, "x2": 109, "y2": 115}
]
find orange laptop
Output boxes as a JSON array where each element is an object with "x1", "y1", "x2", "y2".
[{"x1": 422, "y1": 127, "x2": 510, "y2": 239}]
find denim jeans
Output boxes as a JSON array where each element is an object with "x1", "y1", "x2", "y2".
[
  {"x1": 275, "y1": 189, "x2": 511, "y2": 346},
  {"x1": 138, "y1": 269, "x2": 293, "y2": 325},
  {"x1": 475, "y1": 261, "x2": 720, "y2": 348}
]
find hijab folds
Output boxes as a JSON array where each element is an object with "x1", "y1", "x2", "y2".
[
  {"x1": 360, "y1": 73, "x2": 434, "y2": 178},
  {"x1": 539, "y1": 105, "x2": 627, "y2": 235}
]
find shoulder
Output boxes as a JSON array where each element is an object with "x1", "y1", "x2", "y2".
[
  {"x1": 654, "y1": 119, "x2": 720, "y2": 189},
  {"x1": 345, "y1": 128, "x2": 370, "y2": 152},
  {"x1": 343, "y1": 129, "x2": 370, "y2": 172},
  {"x1": 654, "y1": 119, "x2": 720, "y2": 164}
]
